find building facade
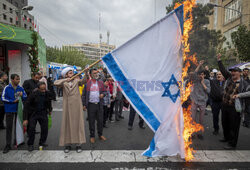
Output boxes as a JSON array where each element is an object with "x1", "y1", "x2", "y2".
[
  {"x1": 207, "y1": 0, "x2": 250, "y2": 46},
  {"x1": 0, "y1": 0, "x2": 34, "y2": 30},
  {"x1": 65, "y1": 42, "x2": 116, "y2": 61}
]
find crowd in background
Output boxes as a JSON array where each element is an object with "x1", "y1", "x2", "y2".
[{"x1": 0, "y1": 53, "x2": 249, "y2": 153}]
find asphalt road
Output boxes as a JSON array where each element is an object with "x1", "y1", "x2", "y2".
[{"x1": 1, "y1": 97, "x2": 250, "y2": 169}]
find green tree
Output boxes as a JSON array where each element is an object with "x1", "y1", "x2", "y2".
[
  {"x1": 231, "y1": 25, "x2": 250, "y2": 62},
  {"x1": 46, "y1": 46, "x2": 91, "y2": 69},
  {"x1": 166, "y1": 1, "x2": 226, "y2": 68}
]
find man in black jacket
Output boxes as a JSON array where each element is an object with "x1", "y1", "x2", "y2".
[
  {"x1": 22, "y1": 72, "x2": 40, "y2": 97},
  {"x1": 242, "y1": 68, "x2": 250, "y2": 127},
  {"x1": 217, "y1": 54, "x2": 250, "y2": 149},
  {"x1": 23, "y1": 82, "x2": 52, "y2": 151},
  {"x1": 210, "y1": 71, "x2": 225, "y2": 135}
]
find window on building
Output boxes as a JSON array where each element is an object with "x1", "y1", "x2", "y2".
[
  {"x1": 224, "y1": 0, "x2": 241, "y2": 24},
  {"x1": 3, "y1": 14, "x2": 7, "y2": 20},
  {"x1": 9, "y1": 8, "x2": 13, "y2": 13},
  {"x1": 15, "y1": 2, "x2": 18, "y2": 8},
  {"x1": 3, "y1": 4, "x2": 6, "y2": 10},
  {"x1": 223, "y1": 26, "x2": 239, "y2": 48},
  {"x1": 24, "y1": 15, "x2": 27, "y2": 20},
  {"x1": 16, "y1": 21, "x2": 18, "y2": 25},
  {"x1": 10, "y1": 17, "x2": 13, "y2": 23}
]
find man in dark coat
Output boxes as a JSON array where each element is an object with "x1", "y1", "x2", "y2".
[
  {"x1": 22, "y1": 72, "x2": 40, "y2": 97},
  {"x1": 210, "y1": 71, "x2": 225, "y2": 135},
  {"x1": 217, "y1": 54, "x2": 250, "y2": 149},
  {"x1": 23, "y1": 82, "x2": 52, "y2": 151}
]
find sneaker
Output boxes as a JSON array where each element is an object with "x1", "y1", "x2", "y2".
[
  {"x1": 3, "y1": 145, "x2": 11, "y2": 154},
  {"x1": 119, "y1": 115, "x2": 124, "y2": 119},
  {"x1": 76, "y1": 146, "x2": 82, "y2": 153},
  {"x1": 28, "y1": 145, "x2": 34, "y2": 152},
  {"x1": 64, "y1": 146, "x2": 71, "y2": 153},
  {"x1": 128, "y1": 126, "x2": 133, "y2": 131}
]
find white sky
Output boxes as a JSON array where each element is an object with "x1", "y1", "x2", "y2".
[
  {"x1": 29, "y1": 0, "x2": 172, "y2": 47},
  {"x1": 29, "y1": 0, "x2": 209, "y2": 48}
]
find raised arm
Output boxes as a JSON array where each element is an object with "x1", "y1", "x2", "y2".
[
  {"x1": 54, "y1": 79, "x2": 67, "y2": 86},
  {"x1": 217, "y1": 53, "x2": 231, "y2": 80},
  {"x1": 195, "y1": 60, "x2": 204, "y2": 73}
]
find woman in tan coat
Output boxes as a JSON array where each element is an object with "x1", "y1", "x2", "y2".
[{"x1": 54, "y1": 67, "x2": 87, "y2": 153}]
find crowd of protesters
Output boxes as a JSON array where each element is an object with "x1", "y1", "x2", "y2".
[
  {"x1": 0, "y1": 54, "x2": 249, "y2": 154},
  {"x1": 188, "y1": 54, "x2": 250, "y2": 150}
]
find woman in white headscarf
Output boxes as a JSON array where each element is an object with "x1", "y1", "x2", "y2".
[{"x1": 54, "y1": 67, "x2": 87, "y2": 153}]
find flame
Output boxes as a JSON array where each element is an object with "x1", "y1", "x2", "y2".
[{"x1": 175, "y1": 0, "x2": 203, "y2": 161}]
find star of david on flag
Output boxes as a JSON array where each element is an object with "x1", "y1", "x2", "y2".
[{"x1": 162, "y1": 74, "x2": 181, "y2": 103}]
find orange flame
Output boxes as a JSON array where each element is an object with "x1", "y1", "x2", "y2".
[{"x1": 175, "y1": 0, "x2": 203, "y2": 161}]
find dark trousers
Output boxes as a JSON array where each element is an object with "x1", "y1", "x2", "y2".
[
  {"x1": 108, "y1": 101, "x2": 115, "y2": 120},
  {"x1": 28, "y1": 112, "x2": 48, "y2": 146},
  {"x1": 57, "y1": 87, "x2": 63, "y2": 97},
  {"x1": 114, "y1": 99, "x2": 123, "y2": 119},
  {"x1": 5, "y1": 113, "x2": 17, "y2": 146},
  {"x1": 221, "y1": 104, "x2": 241, "y2": 147},
  {"x1": 211, "y1": 101, "x2": 222, "y2": 131},
  {"x1": 0, "y1": 105, "x2": 5, "y2": 127},
  {"x1": 243, "y1": 112, "x2": 250, "y2": 126},
  {"x1": 88, "y1": 103, "x2": 103, "y2": 137},
  {"x1": 103, "y1": 105, "x2": 108, "y2": 125},
  {"x1": 128, "y1": 106, "x2": 144, "y2": 127}
]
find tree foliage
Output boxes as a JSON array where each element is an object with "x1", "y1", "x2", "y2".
[
  {"x1": 46, "y1": 46, "x2": 91, "y2": 68},
  {"x1": 231, "y1": 25, "x2": 250, "y2": 62},
  {"x1": 166, "y1": 1, "x2": 226, "y2": 68}
]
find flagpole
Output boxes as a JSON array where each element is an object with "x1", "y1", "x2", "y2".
[{"x1": 70, "y1": 59, "x2": 102, "y2": 80}]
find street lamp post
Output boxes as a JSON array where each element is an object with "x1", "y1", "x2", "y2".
[
  {"x1": 208, "y1": 3, "x2": 250, "y2": 25},
  {"x1": 208, "y1": 3, "x2": 242, "y2": 25}
]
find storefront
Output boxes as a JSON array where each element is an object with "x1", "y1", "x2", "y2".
[{"x1": 0, "y1": 23, "x2": 46, "y2": 84}]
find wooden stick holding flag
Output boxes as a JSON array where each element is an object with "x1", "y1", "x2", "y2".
[{"x1": 70, "y1": 59, "x2": 102, "y2": 81}]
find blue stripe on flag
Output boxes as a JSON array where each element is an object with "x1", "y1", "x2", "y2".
[
  {"x1": 174, "y1": 5, "x2": 184, "y2": 35},
  {"x1": 143, "y1": 138, "x2": 156, "y2": 157},
  {"x1": 102, "y1": 53, "x2": 161, "y2": 132}
]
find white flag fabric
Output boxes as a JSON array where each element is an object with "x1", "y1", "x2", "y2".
[
  {"x1": 16, "y1": 97, "x2": 24, "y2": 146},
  {"x1": 102, "y1": 5, "x2": 185, "y2": 158}
]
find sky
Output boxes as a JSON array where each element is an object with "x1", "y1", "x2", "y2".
[
  {"x1": 29, "y1": 0, "x2": 172, "y2": 48},
  {"x1": 29, "y1": 0, "x2": 209, "y2": 48}
]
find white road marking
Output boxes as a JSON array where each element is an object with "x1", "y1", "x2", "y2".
[{"x1": 0, "y1": 150, "x2": 250, "y2": 163}]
